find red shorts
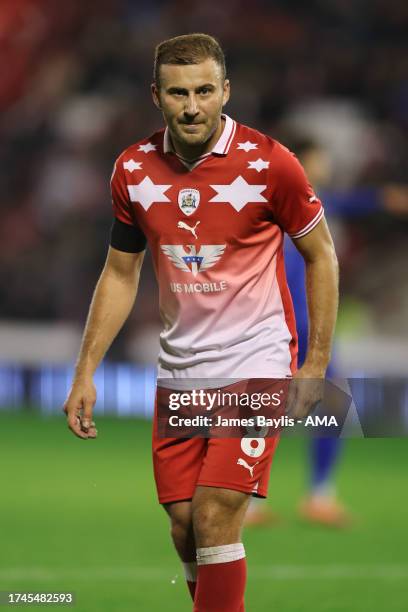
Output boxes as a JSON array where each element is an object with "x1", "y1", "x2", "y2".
[{"x1": 152, "y1": 379, "x2": 284, "y2": 504}]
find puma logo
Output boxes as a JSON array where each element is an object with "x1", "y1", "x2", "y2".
[
  {"x1": 177, "y1": 220, "x2": 200, "y2": 239},
  {"x1": 237, "y1": 458, "x2": 259, "y2": 478}
]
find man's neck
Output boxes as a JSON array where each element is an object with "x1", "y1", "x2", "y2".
[{"x1": 170, "y1": 116, "x2": 225, "y2": 161}]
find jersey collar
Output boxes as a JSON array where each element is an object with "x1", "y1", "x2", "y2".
[{"x1": 163, "y1": 114, "x2": 236, "y2": 157}]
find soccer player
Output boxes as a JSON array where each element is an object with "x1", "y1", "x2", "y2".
[{"x1": 63, "y1": 34, "x2": 339, "y2": 611}]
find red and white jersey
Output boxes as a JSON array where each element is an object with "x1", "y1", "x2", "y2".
[{"x1": 111, "y1": 115, "x2": 324, "y2": 388}]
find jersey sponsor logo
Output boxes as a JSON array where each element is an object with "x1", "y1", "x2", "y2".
[
  {"x1": 160, "y1": 244, "x2": 226, "y2": 277},
  {"x1": 178, "y1": 188, "x2": 200, "y2": 216},
  {"x1": 177, "y1": 220, "x2": 200, "y2": 239},
  {"x1": 170, "y1": 280, "x2": 228, "y2": 294},
  {"x1": 237, "y1": 458, "x2": 259, "y2": 477}
]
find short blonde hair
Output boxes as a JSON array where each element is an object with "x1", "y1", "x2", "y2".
[{"x1": 154, "y1": 33, "x2": 226, "y2": 86}]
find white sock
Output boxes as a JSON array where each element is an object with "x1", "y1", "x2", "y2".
[
  {"x1": 183, "y1": 561, "x2": 197, "y2": 582},
  {"x1": 196, "y1": 543, "x2": 245, "y2": 565}
]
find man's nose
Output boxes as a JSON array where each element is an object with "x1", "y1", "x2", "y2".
[{"x1": 184, "y1": 94, "x2": 199, "y2": 117}]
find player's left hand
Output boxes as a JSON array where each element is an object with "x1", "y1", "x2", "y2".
[{"x1": 285, "y1": 365, "x2": 325, "y2": 419}]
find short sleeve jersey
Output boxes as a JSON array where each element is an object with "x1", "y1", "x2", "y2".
[{"x1": 110, "y1": 115, "x2": 323, "y2": 387}]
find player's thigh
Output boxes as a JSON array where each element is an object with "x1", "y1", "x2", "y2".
[
  {"x1": 192, "y1": 485, "x2": 251, "y2": 546},
  {"x1": 193, "y1": 485, "x2": 250, "y2": 525}
]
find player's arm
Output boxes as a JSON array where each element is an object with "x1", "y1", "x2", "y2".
[
  {"x1": 288, "y1": 218, "x2": 339, "y2": 417},
  {"x1": 64, "y1": 246, "x2": 145, "y2": 439},
  {"x1": 293, "y1": 217, "x2": 339, "y2": 375},
  {"x1": 271, "y1": 142, "x2": 339, "y2": 417}
]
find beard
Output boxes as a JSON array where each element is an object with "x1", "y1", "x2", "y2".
[{"x1": 168, "y1": 115, "x2": 220, "y2": 150}]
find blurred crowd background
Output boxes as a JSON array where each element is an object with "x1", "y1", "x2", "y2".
[{"x1": 1, "y1": 0, "x2": 408, "y2": 385}]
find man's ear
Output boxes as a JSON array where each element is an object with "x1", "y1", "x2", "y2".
[
  {"x1": 151, "y1": 83, "x2": 161, "y2": 110},
  {"x1": 222, "y1": 79, "x2": 230, "y2": 107}
]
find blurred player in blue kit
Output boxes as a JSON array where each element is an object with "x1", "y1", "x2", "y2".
[
  {"x1": 245, "y1": 138, "x2": 350, "y2": 527},
  {"x1": 246, "y1": 136, "x2": 408, "y2": 527}
]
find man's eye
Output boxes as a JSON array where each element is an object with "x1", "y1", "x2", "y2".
[{"x1": 200, "y1": 88, "x2": 211, "y2": 95}]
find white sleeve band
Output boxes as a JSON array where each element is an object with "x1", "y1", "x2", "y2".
[{"x1": 290, "y1": 207, "x2": 324, "y2": 239}]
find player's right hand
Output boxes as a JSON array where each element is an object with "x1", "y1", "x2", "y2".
[{"x1": 63, "y1": 378, "x2": 98, "y2": 440}]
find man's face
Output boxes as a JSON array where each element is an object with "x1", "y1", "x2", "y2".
[{"x1": 152, "y1": 59, "x2": 230, "y2": 149}]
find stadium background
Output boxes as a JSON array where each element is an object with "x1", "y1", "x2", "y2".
[{"x1": 0, "y1": 1, "x2": 407, "y2": 610}]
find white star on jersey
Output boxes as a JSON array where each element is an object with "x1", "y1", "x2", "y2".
[
  {"x1": 138, "y1": 142, "x2": 157, "y2": 154},
  {"x1": 127, "y1": 176, "x2": 171, "y2": 211},
  {"x1": 209, "y1": 175, "x2": 267, "y2": 212},
  {"x1": 247, "y1": 158, "x2": 270, "y2": 172},
  {"x1": 123, "y1": 159, "x2": 142, "y2": 172},
  {"x1": 237, "y1": 141, "x2": 258, "y2": 152}
]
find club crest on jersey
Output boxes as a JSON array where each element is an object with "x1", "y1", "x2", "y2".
[
  {"x1": 178, "y1": 188, "x2": 200, "y2": 216},
  {"x1": 161, "y1": 244, "x2": 225, "y2": 277}
]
